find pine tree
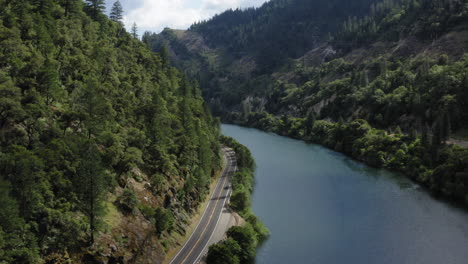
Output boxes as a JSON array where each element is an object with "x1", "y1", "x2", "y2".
[
  {"x1": 61, "y1": 0, "x2": 80, "y2": 17},
  {"x1": 74, "y1": 77, "x2": 113, "y2": 139},
  {"x1": 76, "y1": 141, "x2": 105, "y2": 243},
  {"x1": 86, "y1": 0, "x2": 105, "y2": 19},
  {"x1": 142, "y1": 31, "x2": 152, "y2": 47},
  {"x1": 159, "y1": 45, "x2": 170, "y2": 67},
  {"x1": 110, "y1": 0, "x2": 123, "y2": 23},
  {"x1": 39, "y1": 58, "x2": 64, "y2": 105},
  {"x1": 131, "y1": 22, "x2": 138, "y2": 39}
]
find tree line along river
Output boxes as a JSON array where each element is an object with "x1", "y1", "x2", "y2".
[{"x1": 222, "y1": 124, "x2": 468, "y2": 264}]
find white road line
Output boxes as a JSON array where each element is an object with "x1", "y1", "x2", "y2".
[
  {"x1": 193, "y1": 157, "x2": 236, "y2": 263},
  {"x1": 169, "y1": 149, "x2": 232, "y2": 264}
]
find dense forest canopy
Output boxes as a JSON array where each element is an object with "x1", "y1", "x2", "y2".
[
  {"x1": 189, "y1": 0, "x2": 380, "y2": 72},
  {"x1": 0, "y1": 0, "x2": 221, "y2": 262}
]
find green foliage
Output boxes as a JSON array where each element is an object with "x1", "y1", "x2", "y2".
[
  {"x1": 230, "y1": 186, "x2": 250, "y2": 212},
  {"x1": 154, "y1": 207, "x2": 174, "y2": 235},
  {"x1": 220, "y1": 136, "x2": 255, "y2": 171},
  {"x1": 334, "y1": 0, "x2": 468, "y2": 48},
  {"x1": 117, "y1": 188, "x2": 138, "y2": 214},
  {"x1": 226, "y1": 224, "x2": 258, "y2": 264},
  {"x1": 0, "y1": 180, "x2": 40, "y2": 263},
  {"x1": 206, "y1": 238, "x2": 241, "y2": 264},
  {"x1": 110, "y1": 1, "x2": 123, "y2": 23},
  {"x1": 190, "y1": 0, "x2": 379, "y2": 72},
  {"x1": 74, "y1": 140, "x2": 106, "y2": 243},
  {"x1": 131, "y1": 22, "x2": 138, "y2": 39},
  {"x1": 85, "y1": 0, "x2": 106, "y2": 19},
  {"x1": 0, "y1": 0, "x2": 221, "y2": 261}
]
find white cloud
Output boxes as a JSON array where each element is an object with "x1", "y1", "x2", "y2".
[{"x1": 120, "y1": 0, "x2": 269, "y2": 34}]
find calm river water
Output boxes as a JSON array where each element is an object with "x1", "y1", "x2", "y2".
[{"x1": 222, "y1": 124, "x2": 468, "y2": 264}]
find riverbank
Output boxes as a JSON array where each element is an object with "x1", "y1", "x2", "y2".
[
  {"x1": 198, "y1": 209, "x2": 245, "y2": 263},
  {"x1": 205, "y1": 136, "x2": 269, "y2": 264},
  {"x1": 222, "y1": 124, "x2": 468, "y2": 264},
  {"x1": 226, "y1": 114, "x2": 468, "y2": 206}
]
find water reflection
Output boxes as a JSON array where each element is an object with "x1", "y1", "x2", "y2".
[{"x1": 222, "y1": 124, "x2": 468, "y2": 264}]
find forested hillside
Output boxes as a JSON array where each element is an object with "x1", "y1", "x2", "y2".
[
  {"x1": 144, "y1": 0, "x2": 381, "y2": 105},
  {"x1": 0, "y1": 0, "x2": 221, "y2": 263},
  {"x1": 149, "y1": 0, "x2": 468, "y2": 205},
  {"x1": 189, "y1": 0, "x2": 379, "y2": 72}
]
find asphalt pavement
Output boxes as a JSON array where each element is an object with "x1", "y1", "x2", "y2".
[{"x1": 169, "y1": 148, "x2": 237, "y2": 264}]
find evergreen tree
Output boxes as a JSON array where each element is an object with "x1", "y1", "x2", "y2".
[
  {"x1": 226, "y1": 225, "x2": 257, "y2": 263},
  {"x1": 73, "y1": 77, "x2": 113, "y2": 139},
  {"x1": 142, "y1": 31, "x2": 152, "y2": 47},
  {"x1": 61, "y1": 0, "x2": 80, "y2": 17},
  {"x1": 0, "y1": 180, "x2": 40, "y2": 263},
  {"x1": 86, "y1": 0, "x2": 106, "y2": 19},
  {"x1": 154, "y1": 207, "x2": 174, "y2": 236},
  {"x1": 39, "y1": 58, "x2": 64, "y2": 105},
  {"x1": 75, "y1": 141, "x2": 105, "y2": 243},
  {"x1": 207, "y1": 238, "x2": 241, "y2": 264},
  {"x1": 131, "y1": 22, "x2": 138, "y2": 39},
  {"x1": 110, "y1": 0, "x2": 123, "y2": 23},
  {"x1": 159, "y1": 44, "x2": 170, "y2": 67}
]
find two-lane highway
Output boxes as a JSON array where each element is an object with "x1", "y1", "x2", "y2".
[{"x1": 170, "y1": 147, "x2": 237, "y2": 264}]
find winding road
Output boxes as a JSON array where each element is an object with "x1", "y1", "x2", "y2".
[{"x1": 169, "y1": 147, "x2": 237, "y2": 264}]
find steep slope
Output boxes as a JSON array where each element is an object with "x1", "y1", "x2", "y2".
[
  {"x1": 148, "y1": 0, "x2": 468, "y2": 205},
  {"x1": 0, "y1": 1, "x2": 221, "y2": 263},
  {"x1": 144, "y1": 0, "x2": 382, "y2": 113}
]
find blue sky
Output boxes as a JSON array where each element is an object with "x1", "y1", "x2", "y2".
[{"x1": 105, "y1": 0, "x2": 269, "y2": 34}]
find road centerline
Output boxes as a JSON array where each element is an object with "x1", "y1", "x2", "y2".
[{"x1": 169, "y1": 148, "x2": 235, "y2": 264}]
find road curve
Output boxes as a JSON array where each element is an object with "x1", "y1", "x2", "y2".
[{"x1": 169, "y1": 147, "x2": 237, "y2": 264}]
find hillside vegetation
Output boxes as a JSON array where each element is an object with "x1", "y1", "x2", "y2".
[
  {"x1": 0, "y1": 0, "x2": 222, "y2": 263},
  {"x1": 149, "y1": 0, "x2": 468, "y2": 205}
]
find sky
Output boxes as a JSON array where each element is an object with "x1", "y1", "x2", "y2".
[{"x1": 105, "y1": 0, "x2": 269, "y2": 34}]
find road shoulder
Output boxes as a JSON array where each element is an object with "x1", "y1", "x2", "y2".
[{"x1": 164, "y1": 148, "x2": 242, "y2": 264}]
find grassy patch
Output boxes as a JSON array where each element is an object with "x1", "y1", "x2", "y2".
[{"x1": 103, "y1": 196, "x2": 122, "y2": 229}]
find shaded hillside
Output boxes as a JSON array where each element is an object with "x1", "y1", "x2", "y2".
[
  {"x1": 189, "y1": 0, "x2": 380, "y2": 72},
  {"x1": 144, "y1": 0, "x2": 383, "y2": 111},
  {"x1": 0, "y1": 1, "x2": 221, "y2": 263}
]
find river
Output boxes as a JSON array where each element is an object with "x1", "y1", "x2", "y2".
[{"x1": 221, "y1": 124, "x2": 468, "y2": 264}]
